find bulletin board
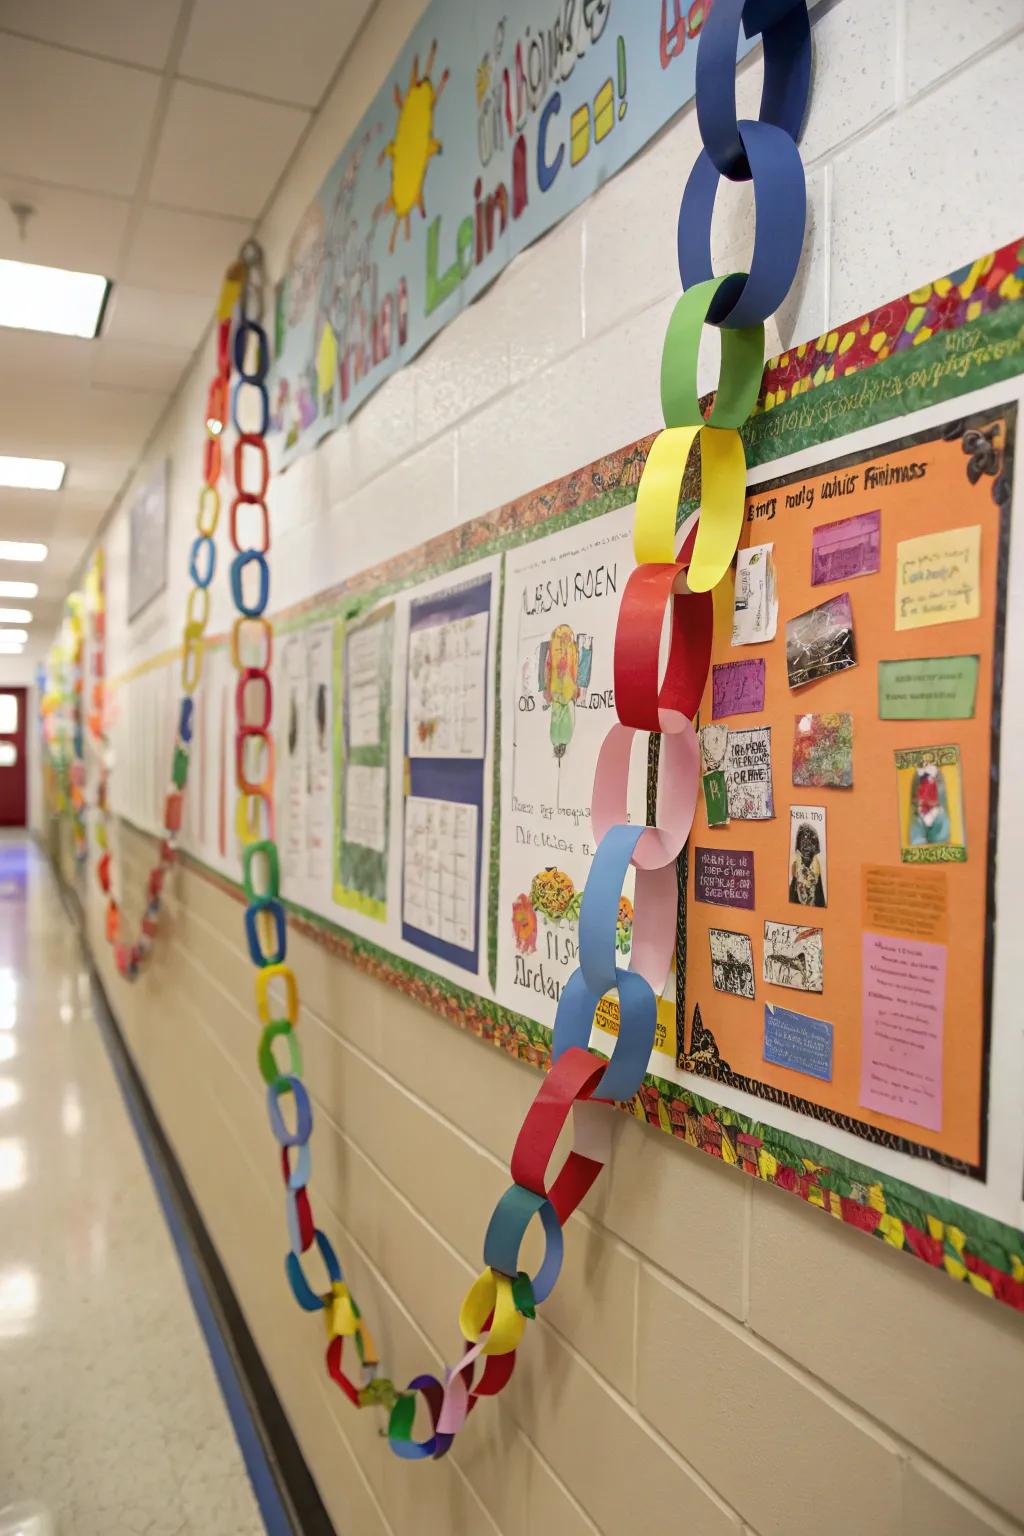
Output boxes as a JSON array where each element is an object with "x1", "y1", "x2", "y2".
[
  {"x1": 680, "y1": 407, "x2": 1010, "y2": 1178},
  {"x1": 113, "y1": 238, "x2": 1024, "y2": 1309}
]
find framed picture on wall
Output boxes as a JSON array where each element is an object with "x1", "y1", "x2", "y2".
[{"x1": 128, "y1": 460, "x2": 169, "y2": 621}]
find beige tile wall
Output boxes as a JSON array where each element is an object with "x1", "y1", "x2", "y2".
[{"x1": 80, "y1": 825, "x2": 1024, "y2": 1536}]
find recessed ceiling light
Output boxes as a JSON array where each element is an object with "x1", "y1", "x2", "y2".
[
  {"x1": 0, "y1": 258, "x2": 110, "y2": 340},
  {"x1": 0, "y1": 582, "x2": 37, "y2": 599},
  {"x1": 0, "y1": 543, "x2": 45, "y2": 563},
  {"x1": 0, "y1": 642, "x2": 24, "y2": 654},
  {"x1": 0, "y1": 610, "x2": 31, "y2": 624},
  {"x1": 0, "y1": 456, "x2": 65, "y2": 491},
  {"x1": 0, "y1": 630, "x2": 27, "y2": 645}
]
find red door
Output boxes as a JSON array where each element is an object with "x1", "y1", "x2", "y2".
[{"x1": 0, "y1": 688, "x2": 27, "y2": 826}]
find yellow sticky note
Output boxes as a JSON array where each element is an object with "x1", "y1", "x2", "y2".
[{"x1": 895, "y1": 524, "x2": 981, "y2": 630}]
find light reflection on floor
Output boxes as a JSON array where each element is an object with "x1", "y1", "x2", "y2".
[{"x1": 0, "y1": 835, "x2": 265, "y2": 1535}]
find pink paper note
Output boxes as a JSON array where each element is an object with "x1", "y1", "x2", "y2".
[{"x1": 860, "y1": 931, "x2": 946, "y2": 1131}]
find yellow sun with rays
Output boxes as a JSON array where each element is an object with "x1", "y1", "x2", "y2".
[{"x1": 379, "y1": 42, "x2": 449, "y2": 254}]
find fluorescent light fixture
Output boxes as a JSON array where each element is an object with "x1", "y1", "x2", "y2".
[
  {"x1": 0, "y1": 582, "x2": 37, "y2": 599},
  {"x1": 0, "y1": 456, "x2": 65, "y2": 491},
  {"x1": 0, "y1": 258, "x2": 110, "y2": 340},
  {"x1": 0, "y1": 631, "x2": 28, "y2": 644},
  {"x1": 0, "y1": 610, "x2": 31, "y2": 624},
  {"x1": 0, "y1": 644, "x2": 24, "y2": 655},
  {"x1": 0, "y1": 542, "x2": 45, "y2": 563}
]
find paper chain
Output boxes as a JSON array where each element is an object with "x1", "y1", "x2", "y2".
[{"x1": 72, "y1": 0, "x2": 813, "y2": 1458}]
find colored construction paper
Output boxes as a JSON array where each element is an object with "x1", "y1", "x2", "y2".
[
  {"x1": 592, "y1": 721, "x2": 700, "y2": 871},
  {"x1": 712, "y1": 657, "x2": 765, "y2": 718},
  {"x1": 861, "y1": 865, "x2": 948, "y2": 944},
  {"x1": 785, "y1": 592, "x2": 857, "y2": 688},
  {"x1": 660, "y1": 277, "x2": 765, "y2": 429},
  {"x1": 634, "y1": 425, "x2": 747, "y2": 591},
  {"x1": 877, "y1": 656, "x2": 979, "y2": 720},
  {"x1": 860, "y1": 932, "x2": 946, "y2": 1131},
  {"x1": 763, "y1": 1003, "x2": 833, "y2": 1081},
  {"x1": 811, "y1": 509, "x2": 881, "y2": 585},
  {"x1": 732, "y1": 544, "x2": 778, "y2": 644},
  {"x1": 702, "y1": 770, "x2": 730, "y2": 827},
  {"x1": 614, "y1": 558, "x2": 712, "y2": 732},
  {"x1": 792, "y1": 711, "x2": 853, "y2": 788},
  {"x1": 694, "y1": 847, "x2": 755, "y2": 909},
  {"x1": 895, "y1": 524, "x2": 981, "y2": 630},
  {"x1": 894, "y1": 745, "x2": 966, "y2": 864}
]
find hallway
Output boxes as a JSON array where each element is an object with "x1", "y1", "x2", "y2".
[{"x1": 0, "y1": 835, "x2": 266, "y2": 1536}]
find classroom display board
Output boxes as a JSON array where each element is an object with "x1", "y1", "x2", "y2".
[{"x1": 110, "y1": 241, "x2": 1024, "y2": 1308}]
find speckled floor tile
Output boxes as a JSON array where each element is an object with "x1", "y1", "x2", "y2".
[{"x1": 0, "y1": 837, "x2": 266, "y2": 1536}]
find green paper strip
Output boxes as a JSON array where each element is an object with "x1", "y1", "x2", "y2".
[{"x1": 661, "y1": 275, "x2": 765, "y2": 429}]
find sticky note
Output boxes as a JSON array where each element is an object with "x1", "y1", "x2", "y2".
[
  {"x1": 763, "y1": 1003, "x2": 833, "y2": 1081},
  {"x1": 895, "y1": 524, "x2": 981, "y2": 630},
  {"x1": 877, "y1": 656, "x2": 979, "y2": 719}
]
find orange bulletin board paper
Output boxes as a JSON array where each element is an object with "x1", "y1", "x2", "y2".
[{"x1": 683, "y1": 405, "x2": 1012, "y2": 1173}]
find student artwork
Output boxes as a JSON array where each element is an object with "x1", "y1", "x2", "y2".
[
  {"x1": 724, "y1": 725, "x2": 774, "y2": 820},
  {"x1": 792, "y1": 711, "x2": 852, "y2": 788},
  {"x1": 788, "y1": 806, "x2": 827, "y2": 907},
  {"x1": 811, "y1": 509, "x2": 880, "y2": 585},
  {"x1": 539, "y1": 625, "x2": 594, "y2": 758},
  {"x1": 699, "y1": 723, "x2": 730, "y2": 827},
  {"x1": 709, "y1": 928, "x2": 755, "y2": 999},
  {"x1": 732, "y1": 544, "x2": 778, "y2": 644},
  {"x1": 785, "y1": 593, "x2": 857, "y2": 688},
  {"x1": 712, "y1": 657, "x2": 765, "y2": 718},
  {"x1": 763, "y1": 921, "x2": 823, "y2": 993},
  {"x1": 895, "y1": 745, "x2": 966, "y2": 863}
]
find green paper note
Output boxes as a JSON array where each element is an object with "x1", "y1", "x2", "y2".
[
  {"x1": 878, "y1": 656, "x2": 979, "y2": 720},
  {"x1": 703, "y1": 770, "x2": 730, "y2": 827}
]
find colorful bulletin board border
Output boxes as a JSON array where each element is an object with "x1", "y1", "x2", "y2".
[{"x1": 117, "y1": 239, "x2": 1024, "y2": 1311}]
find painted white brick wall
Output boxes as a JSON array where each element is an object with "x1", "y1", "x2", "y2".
[{"x1": 81, "y1": 3, "x2": 1024, "y2": 1534}]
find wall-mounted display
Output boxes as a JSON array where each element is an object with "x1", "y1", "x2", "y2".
[{"x1": 111, "y1": 239, "x2": 1024, "y2": 1311}]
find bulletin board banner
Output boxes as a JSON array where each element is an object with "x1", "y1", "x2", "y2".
[
  {"x1": 119, "y1": 240, "x2": 1024, "y2": 1312},
  {"x1": 272, "y1": 0, "x2": 767, "y2": 464}
]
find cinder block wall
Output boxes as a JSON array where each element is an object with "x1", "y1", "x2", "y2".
[{"x1": 85, "y1": 3, "x2": 1024, "y2": 1533}]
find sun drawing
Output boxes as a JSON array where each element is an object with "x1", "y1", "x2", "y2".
[{"x1": 378, "y1": 41, "x2": 449, "y2": 253}]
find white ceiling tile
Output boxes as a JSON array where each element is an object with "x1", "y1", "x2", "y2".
[
  {"x1": 63, "y1": 454, "x2": 135, "y2": 494},
  {"x1": 123, "y1": 205, "x2": 251, "y2": 294},
  {"x1": 148, "y1": 80, "x2": 309, "y2": 218},
  {"x1": 91, "y1": 339, "x2": 189, "y2": 394},
  {"x1": 101, "y1": 283, "x2": 211, "y2": 351},
  {"x1": 0, "y1": 180, "x2": 129, "y2": 274},
  {"x1": 0, "y1": 379, "x2": 165, "y2": 458},
  {"x1": 0, "y1": 330, "x2": 97, "y2": 387},
  {"x1": 180, "y1": 0, "x2": 372, "y2": 107},
  {"x1": 0, "y1": 487, "x2": 104, "y2": 542},
  {"x1": 0, "y1": 0, "x2": 183, "y2": 69},
  {"x1": 0, "y1": 36, "x2": 161, "y2": 196}
]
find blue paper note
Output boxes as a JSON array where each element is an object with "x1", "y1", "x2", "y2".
[{"x1": 763, "y1": 1003, "x2": 833, "y2": 1082}]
